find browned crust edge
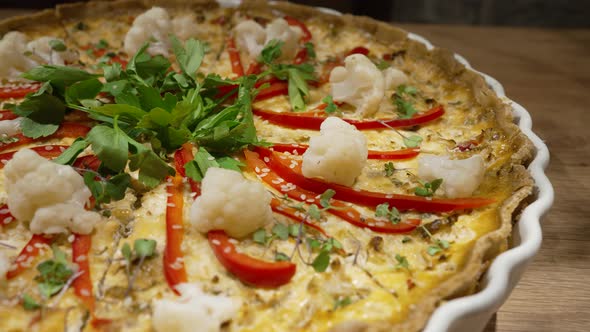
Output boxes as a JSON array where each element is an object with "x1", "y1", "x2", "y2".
[{"x1": 0, "y1": 1, "x2": 536, "y2": 331}]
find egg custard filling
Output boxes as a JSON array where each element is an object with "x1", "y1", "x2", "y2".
[{"x1": 0, "y1": 1, "x2": 534, "y2": 331}]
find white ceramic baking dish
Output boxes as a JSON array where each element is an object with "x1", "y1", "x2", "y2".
[{"x1": 222, "y1": 2, "x2": 554, "y2": 330}]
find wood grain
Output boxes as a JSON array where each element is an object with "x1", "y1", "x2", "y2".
[{"x1": 397, "y1": 24, "x2": 590, "y2": 332}]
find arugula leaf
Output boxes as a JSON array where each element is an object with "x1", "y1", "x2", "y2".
[
  {"x1": 259, "y1": 39, "x2": 284, "y2": 64},
  {"x1": 414, "y1": 178, "x2": 443, "y2": 197},
  {"x1": 20, "y1": 118, "x2": 60, "y2": 139},
  {"x1": 9, "y1": 89, "x2": 65, "y2": 138},
  {"x1": 307, "y1": 204, "x2": 321, "y2": 220},
  {"x1": 126, "y1": 43, "x2": 171, "y2": 82},
  {"x1": 92, "y1": 104, "x2": 146, "y2": 123},
  {"x1": 216, "y1": 156, "x2": 244, "y2": 171},
  {"x1": 53, "y1": 138, "x2": 89, "y2": 165},
  {"x1": 22, "y1": 65, "x2": 96, "y2": 87},
  {"x1": 84, "y1": 172, "x2": 131, "y2": 206},
  {"x1": 86, "y1": 124, "x2": 129, "y2": 172},
  {"x1": 128, "y1": 147, "x2": 175, "y2": 188},
  {"x1": 427, "y1": 238, "x2": 450, "y2": 256},
  {"x1": 171, "y1": 36, "x2": 205, "y2": 79},
  {"x1": 376, "y1": 59, "x2": 390, "y2": 70},
  {"x1": 65, "y1": 78, "x2": 102, "y2": 105}
]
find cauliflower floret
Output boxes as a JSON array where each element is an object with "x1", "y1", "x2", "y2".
[
  {"x1": 189, "y1": 167, "x2": 272, "y2": 238},
  {"x1": 264, "y1": 18, "x2": 301, "y2": 60},
  {"x1": 172, "y1": 14, "x2": 200, "y2": 41},
  {"x1": 4, "y1": 149, "x2": 101, "y2": 235},
  {"x1": 330, "y1": 54, "x2": 385, "y2": 117},
  {"x1": 418, "y1": 154, "x2": 485, "y2": 198},
  {"x1": 26, "y1": 37, "x2": 79, "y2": 66},
  {"x1": 124, "y1": 7, "x2": 172, "y2": 56},
  {"x1": 302, "y1": 117, "x2": 368, "y2": 187},
  {"x1": 234, "y1": 18, "x2": 301, "y2": 60},
  {"x1": 0, "y1": 118, "x2": 21, "y2": 137},
  {"x1": 0, "y1": 31, "x2": 36, "y2": 79},
  {"x1": 383, "y1": 67, "x2": 409, "y2": 90},
  {"x1": 152, "y1": 283, "x2": 241, "y2": 332},
  {"x1": 0, "y1": 251, "x2": 9, "y2": 281},
  {"x1": 234, "y1": 20, "x2": 267, "y2": 59}
]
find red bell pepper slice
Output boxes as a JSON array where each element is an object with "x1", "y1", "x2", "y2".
[
  {"x1": 284, "y1": 16, "x2": 312, "y2": 43},
  {"x1": 0, "y1": 122, "x2": 90, "y2": 153},
  {"x1": 71, "y1": 234, "x2": 95, "y2": 311},
  {"x1": 269, "y1": 143, "x2": 420, "y2": 160},
  {"x1": 163, "y1": 172, "x2": 188, "y2": 294},
  {"x1": 254, "y1": 82, "x2": 289, "y2": 102},
  {"x1": 0, "y1": 110, "x2": 19, "y2": 120},
  {"x1": 227, "y1": 37, "x2": 245, "y2": 77},
  {"x1": 0, "y1": 84, "x2": 41, "y2": 99},
  {"x1": 260, "y1": 148, "x2": 494, "y2": 213},
  {"x1": 0, "y1": 204, "x2": 14, "y2": 227},
  {"x1": 0, "y1": 145, "x2": 68, "y2": 169},
  {"x1": 293, "y1": 47, "x2": 308, "y2": 65},
  {"x1": 173, "y1": 143, "x2": 201, "y2": 195},
  {"x1": 346, "y1": 46, "x2": 370, "y2": 57},
  {"x1": 208, "y1": 230, "x2": 296, "y2": 287},
  {"x1": 244, "y1": 150, "x2": 420, "y2": 233},
  {"x1": 6, "y1": 234, "x2": 52, "y2": 279},
  {"x1": 246, "y1": 62, "x2": 263, "y2": 75},
  {"x1": 253, "y1": 105, "x2": 445, "y2": 131},
  {"x1": 73, "y1": 155, "x2": 101, "y2": 172}
]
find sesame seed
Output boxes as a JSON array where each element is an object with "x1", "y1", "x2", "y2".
[
  {"x1": 167, "y1": 203, "x2": 176, "y2": 207},
  {"x1": 44, "y1": 146, "x2": 53, "y2": 151},
  {"x1": 3, "y1": 217, "x2": 13, "y2": 224},
  {"x1": 68, "y1": 234, "x2": 75, "y2": 243},
  {"x1": 172, "y1": 224, "x2": 183, "y2": 230},
  {"x1": 26, "y1": 246, "x2": 33, "y2": 252},
  {"x1": 263, "y1": 157, "x2": 270, "y2": 163},
  {"x1": 76, "y1": 255, "x2": 87, "y2": 262},
  {"x1": 211, "y1": 239, "x2": 221, "y2": 246},
  {"x1": 80, "y1": 289, "x2": 91, "y2": 296},
  {"x1": 223, "y1": 246, "x2": 231, "y2": 254}
]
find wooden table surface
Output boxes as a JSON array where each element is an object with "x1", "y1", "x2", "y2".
[
  {"x1": 397, "y1": 24, "x2": 590, "y2": 332},
  {"x1": 0, "y1": 8, "x2": 588, "y2": 331}
]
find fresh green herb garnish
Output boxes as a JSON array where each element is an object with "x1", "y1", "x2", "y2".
[
  {"x1": 304, "y1": 42, "x2": 316, "y2": 59},
  {"x1": 319, "y1": 189, "x2": 336, "y2": 208},
  {"x1": 403, "y1": 135, "x2": 423, "y2": 148},
  {"x1": 74, "y1": 21, "x2": 88, "y2": 31},
  {"x1": 384, "y1": 162, "x2": 396, "y2": 177},
  {"x1": 394, "y1": 85, "x2": 419, "y2": 118},
  {"x1": 252, "y1": 229, "x2": 269, "y2": 245},
  {"x1": 311, "y1": 250, "x2": 330, "y2": 272},
  {"x1": 427, "y1": 239, "x2": 450, "y2": 256},
  {"x1": 375, "y1": 202, "x2": 401, "y2": 224},
  {"x1": 402, "y1": 236, "x2": 412, "y2": 243},
  {"x1": 307, "y1": 204, "x2": 322, "y2": 220},
  {"x1": 322, "y1": 95, "x2": 339, "y2": 114},
  {"x1": 414, "y1": 178, "x2": 443, "y2": 197},
  {"x1": 23, "y1": 294, "x2": 42, "y2": 311},
  {"x1": 49, "y1": 39, "x2": 66, "y2": 52},
  {"x1": 35, "y1": 245, "x2": 74, "y2": 298},
  {"x1": 96, "y1": 39, "x2": 109, "y2": 50},
  {"x1": 395, "y1": 254, "x2": 409, "y2": 269},
  {"x1": 334, "y1": 296, "x2": 352, "y2": 309},
  {"x1": 275, "y1": 252, "x2": 290, "y2": 262},
  {"x1": 272, "y1": 223, "x2": 290, "y2": 240},
  {"x1": 376, "y1": 59, "x2": 390, "y2": 70}
]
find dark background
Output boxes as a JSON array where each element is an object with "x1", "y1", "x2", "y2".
[{"x1": 1, "y1": 0, "x2": 590, "y2": 28}]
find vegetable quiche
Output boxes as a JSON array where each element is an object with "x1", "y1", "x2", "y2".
[{"x1": 0, "y1": 1, "x2": 535, "y2": 331}]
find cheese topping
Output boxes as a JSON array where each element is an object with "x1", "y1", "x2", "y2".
[
  {"x1": 0, "y1": 251, "x2": 9, "y2": 281},
  {"x1": 172, "y1": 15, "x2": 201, "y2": 41},
  {"x1": 4, "y1": 149, "x2": 101, "y2": 235},
  {"x1": 189, "y1": 167, "x2": 273, "y2": 238},
  {"x1": 152, "y1": 283, "x2": 241, "y2": 332},
  {"x1": 330, "y1": 54, "x2": 385, "y2": 117},
  {"x1": 302, "y1": 117, "x2": 368, "y2": 186},
  {"x1": 418, "y1": 154, "x2": 485, "y2": 198},
  {"x1": 124, "y1": 7, "x2": 172, "y2": 56},
  {"x1": 234, "y1": 18, "x2": 301, "y2": 60}
]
